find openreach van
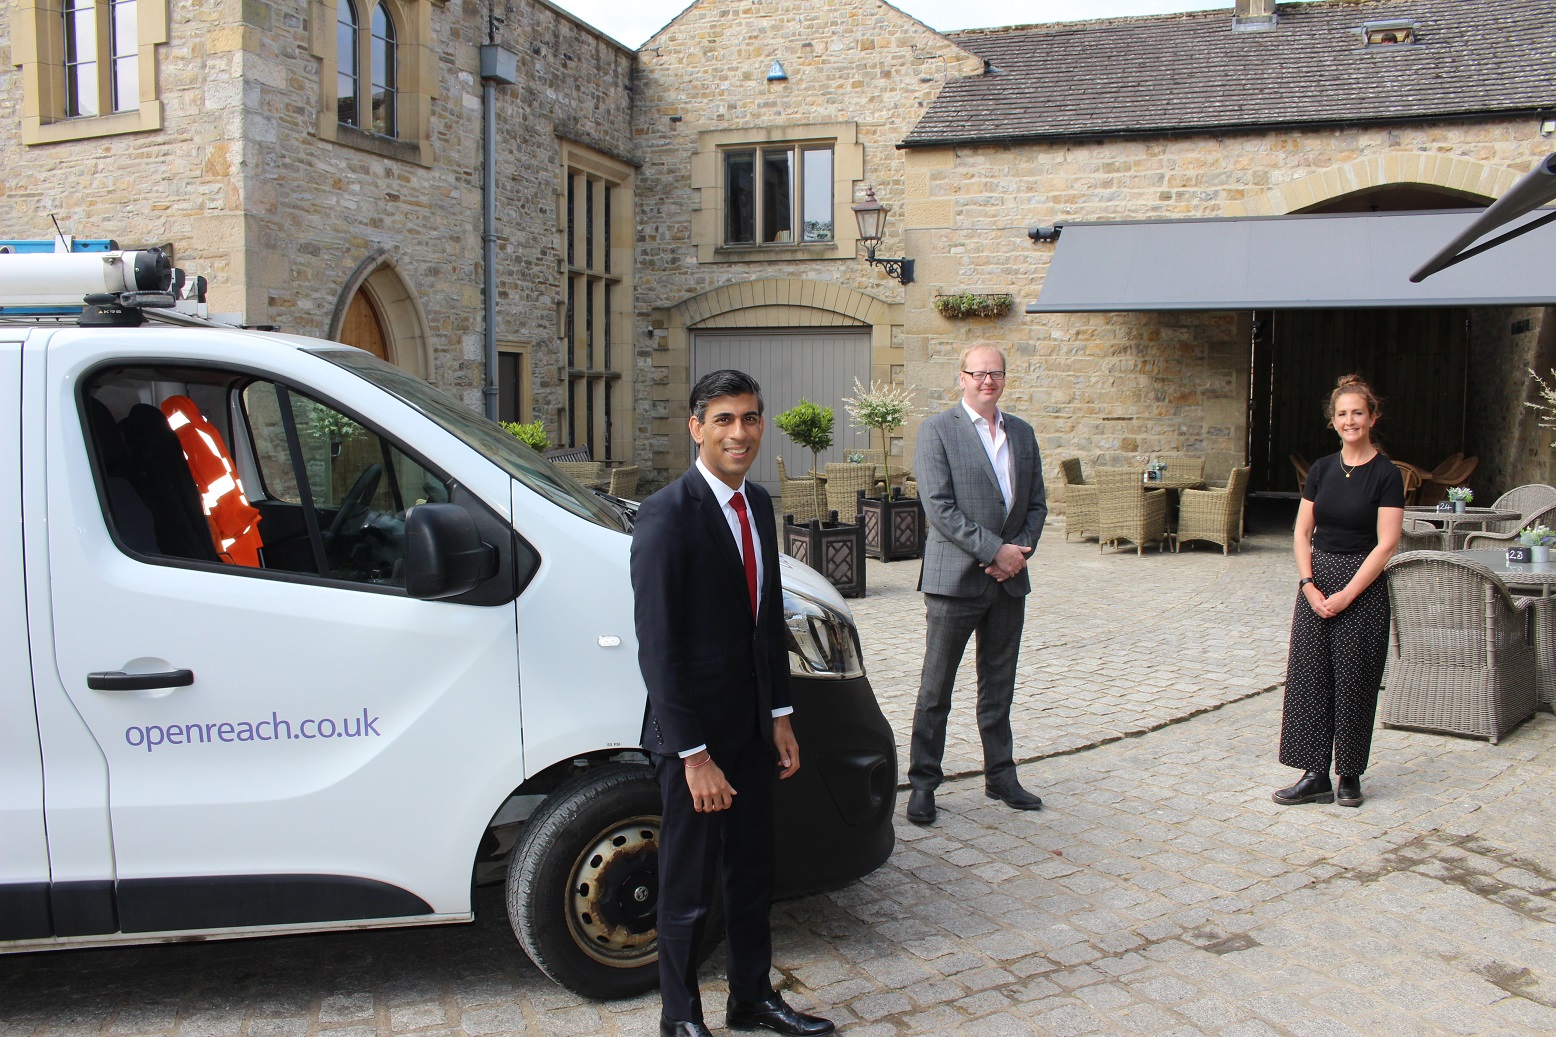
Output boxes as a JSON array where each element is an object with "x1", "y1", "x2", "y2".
[{"x1": 0, "y1": 246, "x2": 897, "y2": 998}]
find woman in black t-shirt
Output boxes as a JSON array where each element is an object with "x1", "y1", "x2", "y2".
[{"x1": 1274, "y1": 375, "x2": 1404, "y2": 808}]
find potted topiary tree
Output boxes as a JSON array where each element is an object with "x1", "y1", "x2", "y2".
[
  {"x1": 501, "y1": 419, "x2": 550, "y2": 453},
  {"x1": 844, "y1": 378, "x2": 926, "y2": 561},
  {"x1": 774, "y1": 399, "x2": 865, "y2": 596}
]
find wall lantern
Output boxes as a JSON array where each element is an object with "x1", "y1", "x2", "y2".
[{"x1": 850, "y1": 186, "x2": 914, "y2": 284}]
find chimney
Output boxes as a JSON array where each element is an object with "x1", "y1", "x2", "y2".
[{"x1": 1233, "y1": 0, "x2": 1278, "y2": 31}]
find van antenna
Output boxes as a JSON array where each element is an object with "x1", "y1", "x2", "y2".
[{"x1": 49, "y1": 213, "x2": 68, "y2": 251}]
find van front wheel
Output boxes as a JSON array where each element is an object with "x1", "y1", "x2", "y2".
[{"x1": 506, "y1": 763, "x2": 665, "y2": 1000}]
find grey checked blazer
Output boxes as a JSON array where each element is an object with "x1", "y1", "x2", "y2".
[{"x1": 915, "y1": 404, "x2": 1047, "y2": 598}]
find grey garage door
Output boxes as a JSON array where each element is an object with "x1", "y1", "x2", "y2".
[{"x1": 690, "y1": 328, "x2": 871, "y2": 492}]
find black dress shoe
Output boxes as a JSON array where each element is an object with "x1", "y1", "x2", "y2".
[
  {"x1": 985, "y1": 780, "x2": 1043, "y2": 810},
  {"x1": 1336, "y1": 774, "x2": 1363, "y2": 807},
  {"x1": 906, "y1": 788, "x2": 936, "y2": 825},
  {"x1": 727, "y1": 993, "x2": 835, "y2": 1036},
  {"x1": 660, "y1": 1018, "x2": 713, "y2": 1037},
  {"x1": 1272, "y1": 769, "x2": 1333, "y2": 805}
]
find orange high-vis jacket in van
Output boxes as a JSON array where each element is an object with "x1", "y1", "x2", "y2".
[{"x1": 160, "y1": 395, "x2": 264, "y2": 567}]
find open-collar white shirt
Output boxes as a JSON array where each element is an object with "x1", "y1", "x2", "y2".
[{"x1": 962, "y1": 399, "x2": 1014, "y2": 513}]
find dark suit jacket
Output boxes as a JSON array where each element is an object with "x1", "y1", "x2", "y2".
[
  {"x1": 915, "y1": 404, "x2": 1047, "y2": 598},
  {"x1": 631, "y1": 466, "x2": 792, "y2": 758}
]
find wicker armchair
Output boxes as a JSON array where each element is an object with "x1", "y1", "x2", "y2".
[
  {"x1": 1390, "y1": 460, "x2": 1423, "y2": 506},
  {"x1": 607, "y1": 465, "x2": 639, "y2": 498},
  {"x1": 1058, "y1": 458, "x2": 1098, "y2": 542},
  {"x1": 1398, "y1": 519, "x2": 1447, "y2": 553},
  {"x1": 553, "y1": 460, "x2": 606, "y2": 488},
  {"x1": 1096, "y1": 467, "x2": 1168, "y2": 555},
  {"x1": 1174, "y1": 466, "x2": 1250, "y2": 554},
  {"x1": 1417, "y1": 454, "x2": 1478, "y2": 507},
  {"x1": 775, "y1": 456, "x2": 823, "y2": 524},
  {"x1": 1460, "y1": 484, "x2": 1556, "y2": 549},
  {"x1": 1381, "y1": 552, "x2": 1538, "y2": 744},
  {"x1": 1290, "y1": 453, "x2": 1311, "y2": 494},
  {"x1": 824, "y1": 462, "x2": 876, "y2": 522},
  {"x1": 1157, "y1": 454, "x2": 1205, "y2": 484}
]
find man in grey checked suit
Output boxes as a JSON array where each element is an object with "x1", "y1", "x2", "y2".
[{"x1": 906, "y1": 344, "x2": 1048, "y2": 825}]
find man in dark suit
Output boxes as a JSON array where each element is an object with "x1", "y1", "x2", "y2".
[
  {"x1": 906, "y1": 345, "x2": 1048, "y2": 826},
  {"x1": 632, "y1": 370, "x2": 835, "y2": 1037}
]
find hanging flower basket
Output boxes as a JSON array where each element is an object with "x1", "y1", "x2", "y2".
[{"x1": 932, "y1": 292, "x2": 1015, "y2": 320}]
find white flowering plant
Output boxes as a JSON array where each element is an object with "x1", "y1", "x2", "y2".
[
  {"x1": 1518, "y1": 524, "x2": 1553, "y2": 547},
  {"x1": 843, "y1": 378, "x2": 919, "y2": 490},
  {"x1": 1446, "y1": 486, "x2": 1473, "y2": 503}
]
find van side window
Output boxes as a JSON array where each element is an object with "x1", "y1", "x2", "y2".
[{"x1": 83, "y1": 366, "x2": 451, "y2": 591}]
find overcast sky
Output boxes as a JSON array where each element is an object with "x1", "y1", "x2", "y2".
[{"x1": 547, "y1": 1, "x2": 1317, "y2": 49}]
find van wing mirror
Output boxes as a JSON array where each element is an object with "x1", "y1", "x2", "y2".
[{"x1": 404, "y1": 503, "x2": 499, "y2": 600}]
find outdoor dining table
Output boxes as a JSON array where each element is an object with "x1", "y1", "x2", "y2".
[
  {"x1": 1459, "y1": 548, "x2": 1556, "y2": 709},
  {"x1": 1404, "y1": 506, "x2": 1521, "y2": 550},
  {"x1": 1142, "y1": 473, "x2": 1207, "y2": 531}
]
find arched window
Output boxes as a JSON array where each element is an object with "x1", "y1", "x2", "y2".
[
  {"x1": 336, "y1": 0, "x2": 359, "y2": 127},
  {"x1": 336, "y1": 0, "x2": 397, "y2": 138},
  {"x1": 370, "y1": 4, "x2": 397, "y2": 137}
]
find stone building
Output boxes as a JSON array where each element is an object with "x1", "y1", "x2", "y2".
[
  {"x1": 635, "y1": 0, "x2": 1556, "y2": 502},
  {"x1": 2, "y1": 0, "x2": 640, "y2": 463},
  {"x1": 7, "y1": 0, "x2": 1556, "y2": 505}
]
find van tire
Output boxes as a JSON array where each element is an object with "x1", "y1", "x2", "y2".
[{"x1": 505, "y1": 763, "x2": 670, "y2": 1000}]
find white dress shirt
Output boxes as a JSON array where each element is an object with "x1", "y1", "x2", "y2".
[
  {"x1": 961, "y1": 399, "x2": 1014, "y2": 513},
  {"x1": 681, "y1": 459, "x2": 792, "y2": 759}
]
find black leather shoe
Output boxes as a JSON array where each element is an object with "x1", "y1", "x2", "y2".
[
  {"x1": 906, "y1": 788, "x2": 936, "y2": 825},
  {"x1": 985, "y1": 780, "x2": 1043, "y2": 810},
  {"x1": 1272, "y1": 769, "x2": 1333, "y2": 805},
  {"x1": 1336, "y1": 775, "x2": 1363, "y2": 807},
  {"x1": 660, "y1": 1018, "x2": 714, "y2": 1037},
  {"x1": 727, "y1": 993, "x2": 835, "y2": 1036}
]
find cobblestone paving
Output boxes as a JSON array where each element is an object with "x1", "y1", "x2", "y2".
[{"x1": 6, "y1": 525, "x2": 1556, "y2": 1036}]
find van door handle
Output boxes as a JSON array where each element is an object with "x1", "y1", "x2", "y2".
[{"x1": 87, "y1": 670, "x2": 195, "y2": 691}]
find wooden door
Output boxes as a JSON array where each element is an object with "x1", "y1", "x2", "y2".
[{"x1": 340, "y1": 291, "x2": 388, "y2": 361}]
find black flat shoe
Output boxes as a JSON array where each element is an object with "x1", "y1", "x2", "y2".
[
  {"x1": 660, "y1": 1018, "x2": 713, "y2": 1037},
  {"x1": 906, "y1": 788, "x2": 936, "y2": 825},
  {"x1": 1337, "y1": 775, "x2": 1363, "y2": 807},
  {"x1": 985, "y1": 780, "x2": 1043, "y2": 810},
  {"x1": 727, "y1": 993, "x2": 835, "y2": 1036},
  {"x1": 1272, "y1": 769, "x2": 1333, "y2": 805}
]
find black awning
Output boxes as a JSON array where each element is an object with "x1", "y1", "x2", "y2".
[{"x1": 1027, "y1": 209, "x2": 1556, "y2": 313}]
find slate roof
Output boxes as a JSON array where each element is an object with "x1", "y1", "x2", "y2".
[{"x1": 902, "y1": 0, "x2": 1556, "y2": 147}]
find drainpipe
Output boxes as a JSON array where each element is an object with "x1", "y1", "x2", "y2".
[{"x1": 479, "y1": 43, "x2": 519, "y2": 420}]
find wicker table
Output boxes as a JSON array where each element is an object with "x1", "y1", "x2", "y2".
[
  {"x1": 1460, "y1": 548, "x2": 1556, "y2": 709},
  {"x1": 1404, "y1": 507, "x2": 1521, "y2": 550},
  {"x1": 1142, "y1": 473, "x2": 1206, "y2": 531}
]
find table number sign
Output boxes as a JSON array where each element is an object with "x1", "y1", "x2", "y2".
[
  {"x1": 1509, "y1": 545, "x2": 1533, "y2": 563},
  {"x1": 1436, "y1": 501, "x2": 1455, "y2": 512}
]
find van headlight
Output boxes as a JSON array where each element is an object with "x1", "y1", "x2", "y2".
[{"x1": 783, "y1": 587, "x2": 864, "y2": 680}]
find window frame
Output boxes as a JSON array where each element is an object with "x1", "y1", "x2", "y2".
[
  {"x1": 559, "y1": 141, "x2": 634, "y2": 464},
  {"x1": 721, "y1": 142, "x2": 835, "y2": 247},
  {"x1": 311, "y1": 0, "x2": 435, "y2": 166},
  {"x1": 692, "y1": 122, "x2": 864, "y2": 265},
  {"x1": 15, "y1": 0, "x2": 167, "y2": 145}
]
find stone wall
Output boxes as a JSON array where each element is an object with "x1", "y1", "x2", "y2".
[
  {"x1": 1466, "y1": 306, "x2": 1556, "y2": 499},
  {"x1": 899, "y1": 122, "x2": 1556, "y2": 494},
  {"x1": 1, "y1": 1, "x2": 635, "y2": 425},
  {"x1": 632, "y1": 0, "x2": 984, "y2": 483}
]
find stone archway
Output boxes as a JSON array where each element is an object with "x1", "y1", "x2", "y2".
[
  {"x1": 1232, "y1": 153, "x2": 1518, "y2": 216},
  {"x1": 649, "y1": 277, "x2": 903, "y2": 477},
  {"x1": 330, "y1": 251, "x2": 431, "y2": 378}
]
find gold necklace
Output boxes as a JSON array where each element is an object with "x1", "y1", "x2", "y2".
[{"x1": 1340, "y1": 452, "x2": 1373, "y2": 478}]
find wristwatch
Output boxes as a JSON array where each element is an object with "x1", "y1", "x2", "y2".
[{"x1": 1298, "y1": 577, "x2": 1316, "y2": 591}]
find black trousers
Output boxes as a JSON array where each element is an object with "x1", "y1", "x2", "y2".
[
  {"x1": 1279, "y1": 549, "x2": 1391, "y2": 776},
  {"x1": 653, "y1": 738, "x2": 776, "y2": 1023},
  {"x1": 909, "y1": 583, "x2": 1026, "y2": 791}
]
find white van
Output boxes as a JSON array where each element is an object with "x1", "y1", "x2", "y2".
[{"x1": 0, "y1": 249, "x2": 896, "y2": 999}]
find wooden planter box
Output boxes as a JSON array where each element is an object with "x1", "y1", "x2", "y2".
[
  {"x1": 859, "y1": 490, "x2": 926, "y2": 562},
  {"x1": 784, "y1": 513, "x2": 866, "y2": 598}
]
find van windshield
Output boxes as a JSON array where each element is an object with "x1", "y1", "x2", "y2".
[{"x1": 314, "y1": 348, "x2": 627, "y2": 532}]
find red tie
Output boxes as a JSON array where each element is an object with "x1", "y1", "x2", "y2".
[{"x1": 730, "y1": 491, "x2": 759, "y2": 617}]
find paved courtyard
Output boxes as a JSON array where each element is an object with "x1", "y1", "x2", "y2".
[{"x1": 4, "y1": 525, "x2": 1555, "y2": 1036}]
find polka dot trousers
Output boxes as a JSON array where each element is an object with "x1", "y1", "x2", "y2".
[{"x1": 1278, "y1": 549, "x2": 1390, "y2": 777}]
